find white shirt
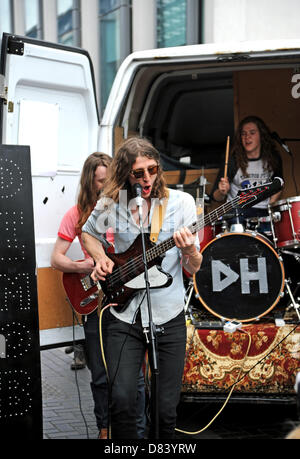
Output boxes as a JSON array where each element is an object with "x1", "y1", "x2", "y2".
[{"x1": 227, "y1": 158, "x2": 274, "y2": 209}]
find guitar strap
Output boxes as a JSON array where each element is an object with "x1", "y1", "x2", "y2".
[{"x1": 150, "y1": 188, "x2": 169, "y2": 243}]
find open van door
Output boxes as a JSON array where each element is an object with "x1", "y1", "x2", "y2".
[{"x1": 0, "y1": 34, "x2": 100, "y2": 348}]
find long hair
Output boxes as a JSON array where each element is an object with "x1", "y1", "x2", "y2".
[
  {"x1": 76, "y1": 152, "x2": 112, "y2": 231},
  {"x1": 231, "y1": 115, "x2": 280, "y2": 176},
  {"x1": 102, "y1": 137, "x2": 168, "y2": 202}
]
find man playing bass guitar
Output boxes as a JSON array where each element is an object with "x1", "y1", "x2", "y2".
[{"x1": 82, "y1": 137, "x2": 202, "y2": 439}]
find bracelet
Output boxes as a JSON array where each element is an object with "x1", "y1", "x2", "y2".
[
  {"x1": 182, "y1": 247, "x2": 198, "y2": 264},
  {"x1": 183, "y1": 255, "x2": 190, "y2": 265}
]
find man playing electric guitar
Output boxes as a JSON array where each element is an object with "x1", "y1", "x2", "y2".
[
  {"x1": 82, "y1": 137, "x2": 202, "y2": 439},
  {"x1": 51, "y1": 152, "x2": 113, "y2": 439}
]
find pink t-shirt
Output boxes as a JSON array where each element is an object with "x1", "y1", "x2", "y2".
[{"x1": 58, "y1": 205, "x2": 114, "y2": 258}]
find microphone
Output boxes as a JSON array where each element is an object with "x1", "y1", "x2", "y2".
[
  {"x1": 133, "y1": 183, "x2": 143, "y2": 208},
  {"x1": 271, "y1": 131, "x2": 292, "y2": 155},
  {"x1": 133, "y1": 182, "x2": 142, "y2": 196}
]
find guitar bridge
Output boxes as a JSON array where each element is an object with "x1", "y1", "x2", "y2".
[{"x1": 81, "y1": 276, "x2": 95, "y2": 291}]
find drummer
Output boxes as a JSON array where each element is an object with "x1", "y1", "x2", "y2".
[{"x1": 211, "y1": 115, "x2": 283, "y2": 235}]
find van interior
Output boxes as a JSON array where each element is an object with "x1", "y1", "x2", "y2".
[{"x1": 115, "y1": 60, "x2": 300, "y2": 207}]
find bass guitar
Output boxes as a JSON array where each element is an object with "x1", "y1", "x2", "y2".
[{"x1": 63, "y1": 178, "x2": 283, "y2": 315}]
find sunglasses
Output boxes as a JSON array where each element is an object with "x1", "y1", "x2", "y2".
[{"x1": 129, "y1": 164, "x2": 159, "y2": 179}]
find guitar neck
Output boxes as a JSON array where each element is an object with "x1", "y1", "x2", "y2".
[{"x1": 146, "y1": 196, "x2": 240, "y2": 262}]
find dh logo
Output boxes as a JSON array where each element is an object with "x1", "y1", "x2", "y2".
[{"x1": 212, "y1": 257, "x2": 268, "y2": 293}]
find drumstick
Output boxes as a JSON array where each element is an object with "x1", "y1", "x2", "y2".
[{"x1": 224, "y1": 136, "x2": 230, "y2": 179}]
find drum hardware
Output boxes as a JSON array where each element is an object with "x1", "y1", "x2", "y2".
[
  {"x1": 229, "y1": 209, "x2": 244, "y2": 233},
  {"x1": 220, "y1": 219, "x2": 228, "y2": 233},
  {"x1": 280, "y1": 249, "x2": 300, "y2": 263},
  {"x1": 284, "y1": 279, "x2": 300, "y2": 322},
  {"x1": 230, "y1": 223, "x2": 244, "y2": 232},
  {"x1": 246, "y1": 215, "x2": 271, "y2": 234},
  {"x1": 184, "y1": 279, "x2": 195, "y2": 313},
  {"x1": 287, "y1": 200, "x2": 297, "y2": 246},
  {"x1": 268, "y1": 205, "x2": 278, "y2": 245},
  {"x1": 184, "y1": 281, "x2": 225, "y2": 330},
  {"x1": 271, "y1": 211, "x2": 281, "y2": 222}
]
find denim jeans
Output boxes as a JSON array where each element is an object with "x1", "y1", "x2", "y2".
[{"x1": 105, "y1": 309, "x2": 187, "y2": 439}]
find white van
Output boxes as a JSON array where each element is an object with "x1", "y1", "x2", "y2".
[{"x1": 1, "y1": 34, "x2": 300, "y2": 351}]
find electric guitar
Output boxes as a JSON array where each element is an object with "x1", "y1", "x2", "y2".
[
  {"x1": 63, "y1": 268, "x2": 101, "y2": 315},
  {"x1": 63, "y1": 178, "x2": 283, "y2": 315}
]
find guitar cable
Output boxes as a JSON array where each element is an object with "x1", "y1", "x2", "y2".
[
  {"x1": 98, "y1": 303, "x2": 112, "y2": 439},
  {"x1": 70, "y1": 307, "x2": 90, "y2": 439},
  {"x1": 176, "y1": 320, "x2": 300, "y2": 436},
  {"x1": 175, "y1": 327, "x2": 252, "y2": 436},
  {"x1": 98, "y1": 292, "x2": 147, "y2": 440}
]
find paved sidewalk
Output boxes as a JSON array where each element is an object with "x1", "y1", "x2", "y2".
[
  {"x1": 41, "y1": 347, "x2": 299, "y2": 440},
  {"x1": 41, "y1": 347, "x2": 99, "y2": 439}
]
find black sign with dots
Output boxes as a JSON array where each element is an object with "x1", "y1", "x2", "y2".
[{"x1": 0, "y1": 145, "x2": 42, "y2": 439}]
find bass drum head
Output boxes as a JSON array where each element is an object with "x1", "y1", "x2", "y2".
[{"x1": 194, "y1": 232, "x2": 285, "y2": 322}]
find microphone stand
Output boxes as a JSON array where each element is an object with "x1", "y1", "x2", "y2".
[
  {"x1": 272, "y1": 134, "x2": 299, "y2": 195},
  {"x1": 282, "y1": 137, "x2": 300, "y2": 142},
  {"x1": 135, "y1": 187, "x2": 160, "y2": 440}
]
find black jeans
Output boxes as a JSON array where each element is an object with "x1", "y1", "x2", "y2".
[
  {"x1": 105, "y1": 309, "x2": 187, "y2": 439},
  {"x1": 83, "y1": 309, "x2": 146, "y2": 437},
  {"x1": 83, "y1": 310, "x2": 109, "y2": 431}
]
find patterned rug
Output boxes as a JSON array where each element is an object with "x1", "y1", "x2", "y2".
[{"x1": 182, "y1": 322, "x2": 300, "y2": 394}]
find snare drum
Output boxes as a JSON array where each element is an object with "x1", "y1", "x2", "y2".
[
  {"x1": 193, "y1": 232, "x2": 285, "y2": 322},
  {"x1": 269, "y1": 196, "x2": 300, "y2": 248}
]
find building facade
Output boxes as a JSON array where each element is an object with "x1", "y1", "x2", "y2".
[{"x1": 1, "y1": 0, "x2": 300, "y2": 113}]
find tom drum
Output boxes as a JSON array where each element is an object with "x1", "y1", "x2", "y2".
[{"x1": 269, "y1": 196, "x2": 300, "y2": 249}]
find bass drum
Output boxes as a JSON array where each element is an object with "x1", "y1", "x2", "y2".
[{"x1": 194, "y1": 232, "x2": 285, "y2": 322}]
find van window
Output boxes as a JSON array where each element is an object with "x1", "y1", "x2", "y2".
[{"x1": 142, "y1": 73, "x2": 234, "y2": 170}]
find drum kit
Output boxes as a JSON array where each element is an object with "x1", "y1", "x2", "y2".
[{"x1": 186, "y1": 194, "x2": 300, "y2": 325}]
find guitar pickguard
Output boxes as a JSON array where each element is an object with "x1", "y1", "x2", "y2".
[
  {"x1": 124, "y1": 264, "x2": 172, "y2": 289},
  {"x1": 104, "y1": 263, "x2": 173, "y2": 312}
]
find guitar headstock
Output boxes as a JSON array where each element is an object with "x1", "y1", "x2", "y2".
[{"x1": 237, "y1": 177, "x2": 284, "y2": 209}]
